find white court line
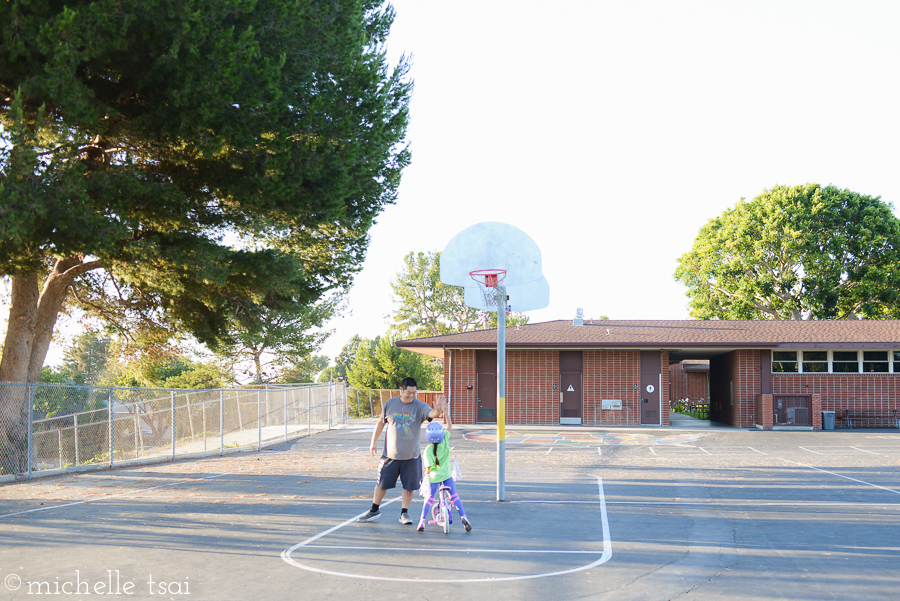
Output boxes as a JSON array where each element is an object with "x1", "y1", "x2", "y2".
[
  {"x1": 511, "y1": 500, "x2": 900, "y2": 507},
  {"x1": 778, "y1": 458, "x2": 900, "y2": 496},
  {"x1": 341, "y1": 447, "x2": 366, "y2": 454},
  {"x1": 798, "y1": 446, "x2": 825, "y2": 455},
  {"x1": 747, "y1": 447, "x2": 768, "y2": 455},
  {"x1": 697, "y1": 447, "x2": 712, "y2": 455},
  {"x1": 301, "y1": 545, "x2": 599, "y2": 554},
  {"x1": 546, "y1": 447, "x2": 553, "y2": 455},
  {"x1": 649, "y1": 446, "x2": 657, "y2": 456},
  {"x1": 850, "y1": 446, "x2": 879, "y2": 455},
  {"x1": 597, "y1": 448, "x2": 602, "y2": 457},
  {"x1": 281, "y1": 476, "x2": 612, "y2": 583}
]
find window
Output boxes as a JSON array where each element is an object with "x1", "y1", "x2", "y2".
[
  {"x1": 772, "y1": 349, "x2": 896, "y2": 374},
  {"x1": 832, "y1": 351, "x2": 859, "y2": 373},
  {"x1": 772, "y1": 351, "x2": 798, "y2": 373},
  {"x1": 802, "y1": 351, "x2": 828, "y2": 373},
  {"x1": 863, "y1": 351, "x2": 889, "y2": 373}
]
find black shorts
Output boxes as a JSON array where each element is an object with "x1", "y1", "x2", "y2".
[{"x1": 376, "y1": 456, "x2": 422, "y2": 492}]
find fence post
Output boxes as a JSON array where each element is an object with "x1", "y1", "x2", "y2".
[
  {"x1": 220, "y1": 390, "x2": 224, "y2": 456},
  {"x1": 58, "y1": 429, "x2": 63, "y2": 470},
  {"x1": 171, "y1": 390, "x2": 176, "y2": 460},
  {"x1": 74, "y1": 413, "x2": 79, "y2": 466},
  {"x1": 108, "y1": 388, "x2": 114, "y2": 469},
  {"x1": 236, "y1": 390, "x2": 244, "y2": 431},
  {"x1": 257, "y1": 390, "x2": 262, "y2": 451},
  {"x1": 328, "y1": 382, "x2": 332, "y2": 429},
  {"x1": 27, "y1": 383, "x2": 35, "y2": 478},
  {"x1": 369, "y1": 390, "x2": 373, "y2": 417},
  {"x1": 284, "y1": 389, "x2": 288, "y2": 442},
  {"x1": 307, "y1": 387, "x2": 311, "y2": 437},
  {"x1": 202, "y1": 396, "x2": 207, "y2": 452},
  {"x1": 186, "y1": 392, "x2": 195, "y2": 442},
  {"x1": 137, "y1": 398, "x2": 145, "y2": 458},
  {"x1": 133, "y1": 415, "x2": 139, "y2": 458}
]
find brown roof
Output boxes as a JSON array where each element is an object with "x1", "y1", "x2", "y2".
[{"x1": 396, "y1": 319, "x2": 900, "y2": 355}]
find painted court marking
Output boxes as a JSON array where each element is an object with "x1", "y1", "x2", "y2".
[
  {"x1": 778, "y1": 458, "x2": 900, "y2": 496},
  {"x1": 799, "y1": 445, "x2": 899, "y2": 456},
  {"x1": 281, "y1": 476, "x2": 612, "y2": 583}
]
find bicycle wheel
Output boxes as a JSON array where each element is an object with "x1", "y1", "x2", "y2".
[
  {"x1": 440, "y1": 490, "x2": 451, "y2": 534},
  {"x1": 431, "y1": 500, "x2": 441, "y2": 525}
]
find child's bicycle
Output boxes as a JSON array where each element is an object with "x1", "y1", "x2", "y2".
[{"x1": 428, "y1": 481, "x2": 454, "y2": 534}]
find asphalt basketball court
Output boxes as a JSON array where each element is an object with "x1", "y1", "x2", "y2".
[{"x1": 2, "y1": 421, "x2": 899, "y2": 600}]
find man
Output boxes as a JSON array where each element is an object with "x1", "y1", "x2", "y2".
[{"x1": 358, "y1": 377, "x2": 443, "y2": 525}]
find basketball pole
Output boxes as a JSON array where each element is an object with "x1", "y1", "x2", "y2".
[{"x1": 497, "y1": 286, "x2": 506, "y2": 502}]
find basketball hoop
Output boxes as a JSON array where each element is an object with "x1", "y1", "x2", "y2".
[{"x1": 470, "y1": 269, "x2": 506, "y2": 309}]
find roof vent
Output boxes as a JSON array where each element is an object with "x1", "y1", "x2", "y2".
[{"x1": 573, "y1": 307, "x2": 583, "y2": 326}]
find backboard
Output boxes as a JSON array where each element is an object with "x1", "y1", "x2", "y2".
[
  {"x1": 440, "y1": 222, "x2": 543, "y2": 288},
  {"x1": 463, "y1": 275, "x2": 550, "y2": 312}
]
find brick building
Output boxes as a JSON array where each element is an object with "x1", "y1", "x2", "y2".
[
  {"x1": 669, "y1": 360, "x2": 709, "y2": 405},
  {"x1": 396, "y1": 319, "x2": 900, "y2": 431}
]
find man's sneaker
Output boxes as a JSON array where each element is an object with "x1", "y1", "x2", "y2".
[
  {"x1": 399, "y1": 512, "x2": 412, "y2": 525},
  {"x1": 462, "y1": 517, "x2": 472, "y2": 532},
  {"x1": 417, "y1": 521, "x2": 425, "y2": 532},
  {"x1": 358, "y1": 509, "x2": 381, "y2": 522}
]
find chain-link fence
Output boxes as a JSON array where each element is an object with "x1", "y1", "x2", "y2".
[
  {"x1": 0, "y1": 382, "x2": 347, "y2": 482},
  {"x1": 344, "y1": 389, "x2": 442, "y2": 419}
]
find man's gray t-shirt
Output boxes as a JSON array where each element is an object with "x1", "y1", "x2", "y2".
[{"x1": 380, "y1": 396, "x2": 433, "y2": 460}]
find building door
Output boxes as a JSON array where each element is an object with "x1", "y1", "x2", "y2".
[
  {"x1": 559, "y1": 351, "x2": 583, "y2": 424},
  {"x1": 560, "y1": 373, "x2": 583, "y2": 424},
  {"x1": 476, "y1": 350, "x2": 497, "y2": 423},
  {"x1": 640, "y1": 351, "x2": 662, "y2": 425}
]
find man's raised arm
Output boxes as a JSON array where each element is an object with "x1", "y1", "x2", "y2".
[{"x1": 427, "y1": 395, "x2": 445, "y2": 420}]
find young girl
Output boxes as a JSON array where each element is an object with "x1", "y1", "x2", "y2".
[{"x1": 418, "y1": 400, "x2": 472, "y2": 532}]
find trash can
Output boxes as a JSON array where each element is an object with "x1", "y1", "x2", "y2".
[{"x1": 822, "y1": 410, "x2": 835, "y2": 430}]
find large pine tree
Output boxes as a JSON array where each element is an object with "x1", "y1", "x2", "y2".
[{"x1": 0, "y1": 0, "x2": 412, "y2": 474}]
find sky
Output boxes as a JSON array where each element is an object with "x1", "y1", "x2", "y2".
[
  {"x1": 314, "y1": 0, "x2": 900, "y2": 361},
  {"x1": 17, "y1": 0, "x2": 900, "y2": 369}
]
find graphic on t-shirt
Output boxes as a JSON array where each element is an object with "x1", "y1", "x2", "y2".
[{"x1": 391, "y1": 408, "x2": 417, "y2": 437}]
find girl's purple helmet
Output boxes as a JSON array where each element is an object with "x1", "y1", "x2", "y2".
[{"x1": 426, "y1": 421, "x2": 444, "y2": 443}]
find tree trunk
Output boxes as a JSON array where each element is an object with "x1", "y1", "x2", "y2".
[
  {"x1": 26, "y1": 257, "x2": 85, "y2": 383},
  {"x1": 253, "y1": 350, "x2": 264, "y2": 384},
  {"x1": 0, "y1": 271, "x2": 39, "y2": 475},
  {"x1": 0, "y1": 258, "x2": 101, "y2": 476}
]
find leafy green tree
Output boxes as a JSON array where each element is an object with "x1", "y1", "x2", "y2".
[
  {"x1": 61, "y1": 333, "x2": 111, "y2": 384},
  {"x1": 486, "y1": 312, "x2": 531, "y2": 329},
  {"x1": 35, "y1": 366, "x2": 83, "y2": 418},
  {"x1": 214, "y1": 297, "x2": 337, "y2": 384},
  {"x1": 0, "y1": 0, "x2": 411, "y2": 472},
  {"x1": 161, "y1": 362, "x2": 232, "y2": 390},
  {"x1": 279, "y1": 354, "x2": 330, "y2": 384},
  {"x1": 675, "y1": 184, "x2": 900, "y2": 320},
  {"x1": 390, "y1": 251, "x2": 529, "y2": 337},
  {"x1": 347, "y1": 336, "x2": 441, "y2": 391},
  {"x1": 390, "y1": 252, "x2": 478, "y2": 337},
  {"x1": 324, "y1": 335, "x2": 364, "y2": 383}
]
